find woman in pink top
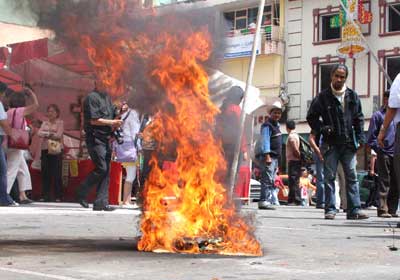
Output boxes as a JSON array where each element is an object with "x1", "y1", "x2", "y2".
[
  {"x1": 6, "y1": 88, "x2": 39, "y2": 205},
  {"x1": 38, "y1": 104, "x2": 64, "y2": 202}
]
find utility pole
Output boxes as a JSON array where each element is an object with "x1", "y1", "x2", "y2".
[{"x1": 229, "y1": 0, "x2": 266, "y2": 196}]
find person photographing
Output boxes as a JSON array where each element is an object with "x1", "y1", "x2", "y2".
[{"x1": 76, "y1": 81, "x2": 123, "y2": 211}]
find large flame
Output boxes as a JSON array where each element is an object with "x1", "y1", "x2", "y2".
[
  {"x1": 136, "y1": 29, "x2": 262, "y2": 256},
  {"x1": 39, "y1": 0, "x2": 262, "y2": 256}
]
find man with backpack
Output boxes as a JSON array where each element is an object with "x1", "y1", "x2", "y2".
[
  {"x1": 286, "y1": 120, "x2": 302, "y2": 206},
  {"x1": 307, "y1": 64, "x2": 368, "y2": 220}
]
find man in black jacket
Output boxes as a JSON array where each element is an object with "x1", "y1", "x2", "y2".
[
  {"x1": 76, "y1": 81, "x2": 123, "y2": 211},
  {"x1": 307, "y1": 64, "x2": 368, "y2": 220}
]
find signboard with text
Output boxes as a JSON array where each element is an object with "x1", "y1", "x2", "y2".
[{"x1": 224, "y1": 34, "x2": 261, "y2": 59}]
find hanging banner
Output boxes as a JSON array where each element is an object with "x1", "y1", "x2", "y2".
[
  {"x1": 334, "y1": 0, "x2": 373, "y2": 59},
  {"x1": 224, "y1": 34, "x2": 261, "y2": 59}
]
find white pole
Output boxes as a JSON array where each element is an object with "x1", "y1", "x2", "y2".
[{"x1": 229, "y1": 0, "x2": 266, "y2": 196}]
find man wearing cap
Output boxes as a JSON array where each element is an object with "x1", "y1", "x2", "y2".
[
  {"x1": 257, "y1": 101, "x2": 283, "y2": 210},
  {"x1": 378, "y1": 73, "x2": 400, "y2": 219},
  {"x1": 0, "y1": 82, "x2": 17, "y2": 206},
  {"x1": 368, "y1": 91, "x2": 398, "y2": 218},
  {"x1": 307, "y1": 64, "x2": 368, "y2": 220}
]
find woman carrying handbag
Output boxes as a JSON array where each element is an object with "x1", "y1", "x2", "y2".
[
  {"x1": 6, "y1": 87, "x2": 39, "y2": 204},
  {"x1": 113, "y1": 101, "x2": 140, "y2": 209},
  {"x1": 38, "y1": 104, "x2": 64, "y2": 202}
]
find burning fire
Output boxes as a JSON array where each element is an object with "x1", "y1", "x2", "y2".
[
  {"x1": 136, "y1": 30, "x2": 262, "y2": 256},
  {"x1": 41, "y1": 0, "x2": 262, "y2": 256}
]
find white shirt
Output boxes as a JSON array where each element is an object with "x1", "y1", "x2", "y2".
[
  {"x1": 389, "y1": 73, "x2": 400, "y2": 125},
  {"x1": 0, "y1": 102, "x2": 7, "y2": 136},
  {"x1": 121, "y1": 109, "x2": 140, "y2": 142}
]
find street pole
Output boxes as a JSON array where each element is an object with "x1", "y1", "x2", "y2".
[
  {"x1": 338, "y1": 0, "x2": 393, "y2": 86},
  {"x1": 229, "y1": 0, "x2": 266, "y2": 196}
]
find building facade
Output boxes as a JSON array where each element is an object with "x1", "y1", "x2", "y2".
[
  {"x1": 285, "y1": 0, "x2": 400, "y2": 122},
  {"x1": 152, "y1": 0, "x2": 285, "y2": 117}
]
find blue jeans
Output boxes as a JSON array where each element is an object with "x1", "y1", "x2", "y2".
[
  {"x1": 0, "y1": 136, "x2": 13, "y2": 204},
  {"x1": 259, "y1": 157, "x2": 278, "y2": 204},
  {"x1": 322, "y1": 143, "x2": 361, "y2": 215},
  {"x1": 313, "y1": 152, "x2": 325, "y2": 206}
]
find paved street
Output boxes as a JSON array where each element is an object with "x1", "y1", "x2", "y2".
[{"x1": 0, "y1": 203, "x2": 399, "y2": 280}]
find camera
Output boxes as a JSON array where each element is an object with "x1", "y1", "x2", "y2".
[
  {"x1": 114, "y1": 127, "x2": 124, "y2": 145},
  {"x1": 113, "y1": 107, "x2": 124, "y2": 145}
]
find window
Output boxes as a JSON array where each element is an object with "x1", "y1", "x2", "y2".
[
  {"x1": 319, "y1": 64, "x2": 338, "y2": 92},
  {"x1": 313, "y1": 1, "x2": 371, "y2": 44},
  {"x1": 378, "y1": 48, "x2": 400, "y2": 103},
  {"x1": 388, "y1": 3, "x2": 400, "y2": 32},
  {"x1": 386, "y1": 56, "x2": 400, "y2": 89},
  {"x1": 379, "y1": 1, "x2": 400, "y2": 35},
  {"x1": 223, "y1": 3, "x2": 280, "y2": 32},
  {"x1": 320, "y1": 14, "x2": 341, "y2": 41},
  {"x1": 312, "y1": 55, "x2": 346, "y2": 97}
]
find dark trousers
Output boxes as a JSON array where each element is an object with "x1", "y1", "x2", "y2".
[
  {"x1": 41, "y1": 150, "x2": 63, "y2": 201},
  {"x1": 377, "y1": 152, "x2": 398, "y2": 214},
  {"x1": 77, "y1": 137, "x2": 111, "y2": 207},
  {"x1": 288, "y1": 160, "x2": 302, "y2": 204}
]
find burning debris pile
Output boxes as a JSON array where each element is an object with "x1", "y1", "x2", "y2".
[{"x1": 18, "y1": 0, "x2": 262, "y2": 256}]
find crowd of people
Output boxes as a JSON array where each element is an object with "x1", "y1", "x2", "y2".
[
  {"x1": 255, "y1": 65, "x2": 400, "y2": 220},
  {"x1": 0, "y1": 80, "x2": 148, "y2": 210},
  {"x1": 1, "y1": 66, "x2": 400, "y2": 219}
]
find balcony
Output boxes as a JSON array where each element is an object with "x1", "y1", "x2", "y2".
[{"x1": 224, "y1": 25, "x2": 284, "y2": 58}]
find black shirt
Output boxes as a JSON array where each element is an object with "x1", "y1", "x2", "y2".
[{"x1": 83, "y1": 91, "x2": 115, "y2": 141}]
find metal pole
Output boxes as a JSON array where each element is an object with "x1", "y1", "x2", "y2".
[
  {"x1": 229, "y1": 0, "x2": 266, "y2": 196},
  {"x1": 338, "y1": 0, "x2": 393, "y2": 85}
]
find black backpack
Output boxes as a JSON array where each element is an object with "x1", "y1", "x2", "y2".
[{"x1": 299, "y1": 135, "x2": 313, "y2": 165}]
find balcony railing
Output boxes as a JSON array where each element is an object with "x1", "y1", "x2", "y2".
[{"x1": 226, "y1": 25, "x2": 285, "y2": 56}]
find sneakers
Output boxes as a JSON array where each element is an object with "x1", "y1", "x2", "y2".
[
  {"x1": 347, "y1": 211, "x2": 369, "y2": 220},
  {"x1": 324, "y1": 212, "x2": 336, "y2": 220},
  {"x1": 0, "y1": 201, "x2": 19, "y2": 207},
  {"x1": 258, "y1": 201, "x2": 276, "y2": 210},
  {"x1": 121, "y1": 203, "x2": 140, "y2": 209}
]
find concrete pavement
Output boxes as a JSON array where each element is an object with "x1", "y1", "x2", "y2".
[{"x1": 0, "y1": 203, "x2": 399, "y2": 280}]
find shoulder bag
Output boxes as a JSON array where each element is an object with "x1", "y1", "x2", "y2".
[{"x1": 8, "y1": 108, "x2": 30, "y2": 150}]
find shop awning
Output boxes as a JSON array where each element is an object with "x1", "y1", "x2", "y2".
[{"x1": 0, "y1": 68, "x2": 23, "y2": 91}]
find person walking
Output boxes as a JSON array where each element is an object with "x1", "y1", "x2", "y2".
[
  {"x1": 38, "y1": 104, "x2": 64, "y2": 202},
  {"x1": 256, "y1": 101, "x2": 283, "y2": 210},
  {"x1": 76, "y1": 81, "x2": 123, "y2": 211},
  {"x1": 307, "y1": 64, "x2": 368, "y2": 220},
  {"x1": 6, "y1": 88, "x2": 39, "y2": 204},
  {"x1": 377, "y1": 74, "x2": 400, "y2": 217},
  {"x1": 285, "y1": 120, "x2": 302, "y2": 206}
]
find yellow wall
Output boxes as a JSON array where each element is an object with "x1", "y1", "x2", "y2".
[
  {"x1": 220, "y1": 52, "x2": 283, "y2": 96},
  {"x1": 220, "y1": 0, "x2": 285, "y2": 98}
]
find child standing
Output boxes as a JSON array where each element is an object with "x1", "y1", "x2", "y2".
[{"x1": 299, "y1": 168, "x2": 316, "y2": 206}]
